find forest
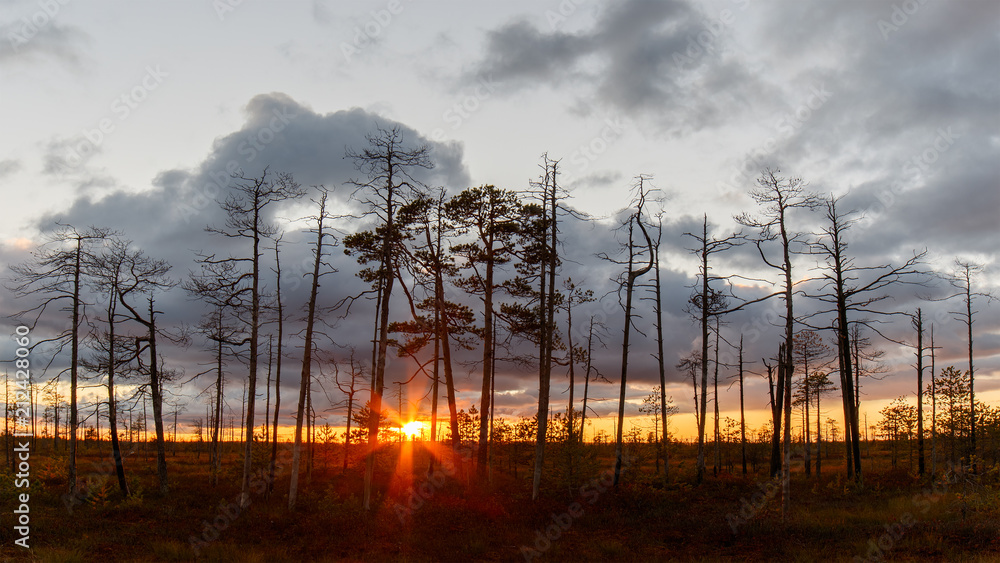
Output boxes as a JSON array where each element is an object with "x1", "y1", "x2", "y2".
[{"x1": 1, "y1": 124, "x2": 998, "y2": 562}]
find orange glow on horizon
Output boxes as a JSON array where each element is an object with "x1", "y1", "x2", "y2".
[{"x1": 401, "y1": 420, "x2": 425, "y2": 438}]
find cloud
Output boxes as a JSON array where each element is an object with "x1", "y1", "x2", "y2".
[
  {"x1": 0, "y1": 158, "x2": 20, "y2": 178},
  {"x1": 21, "y1": 93, "x2": 473, "y2": 419},
  {"x1": 0, "y1": 20, "x2": 90, "y2": 67},
  {"x1": 466, "y1": 0, "x2": 775, "y2": 134}
]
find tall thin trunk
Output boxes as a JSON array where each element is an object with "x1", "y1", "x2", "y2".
[
  {"x1": 364, "y1": 177, "x2": 395, "y2": 511},
  {"x1": 431, "y1": 204, "x2": 460, "y2": 450},
  {"x1": 781, "y1": 344, "x2": 791, "y2": 521},
  {"x1": 654, "y1": 232, "x2": 669, "y2": 483},
  {"x1": 804, "y1": 347, "x2": 811, "y2": 476},
  {"x1": 477, "y1": 213, "x2": 495, "y2": 477},
  {"x1": 211, "y1": 312, "x2": 224, "y2": 486},
  {"x1": 915, "y1": 309, "x2": 925, "y2": 475},
  {"x1": 107, "y1": 293, "x2": 128, "y2": 497},
  {"x1": 147, "y1": 299, "x2": 169, "y2": 494},
  {"x1": 289, "y1": 198, "x2": 327, "y2": 510},
  {"x1": 713, "y1": 319, "x2": 721, "y2": 476},
  {"x1": 614, "y1": 198, "x2": 653, "y2": 487},
  {"x1": 488, "y1": 321, "x2": 497, "y2": 485},
  {"x1": 533, "y1": 160, "x2": 557, "y2": 501},
  {"x1": 966, "y1": 281, "x2": 975, "y2": 473},
  {"x1": 68, "y1": 237, "x2": 82, "y2": 500},
  {"x1": 699, "y1": 219, "x2": 711, "y2": 483},
  {"x1": 567, "y1": 293, "x2": 575, "y2": 447},
  {"x1": 430, "y1": 305, "x2": 440, "y2": 449},
  {"x1": 268, "y1": 241, "x2": 284, "y2": 495},
  {"x1": 265, "y1": 336, "x2": 272, "y2": 445},
  {"x1": 580, "y1": 319, "x2": 594, "y2": 443},
  {"x1": 930, "y1": 324, "x2": 937, "y2": 477},
  {"x1": 240, "y1": 205, "x2": 262, "y2": 507},
  {"x1": 739, "y1": 336, "x2": 747, "y2": 475},
  {"x1": 816, "y1": 380, "x2": 822, "y2": 475},
  {"x1": 307, "y1": 387, "x2": 314, "y2": 481}
]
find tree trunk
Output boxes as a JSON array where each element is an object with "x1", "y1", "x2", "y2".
[
  {"x1": 713, "y1": 320, "x2": 721, "y2": 476},
  {"x1": 739, "y1": 336, "x2": 747, "y2": 475},
  {"x1": 781, "y1": 344, "x2": 791, "y2": 521},
  {"x1": 212, "y1": 312, "x2": 224, "y2": 486},
  {"x1": 147, "y1": 300, "x2": 169, "y2": 494},
  {"x1": 915, "y1": 309, "x2": 925, "y2": 475},
  {"x1": 265, "y1": 336, "x2": 272, "y2": 446},
  {"x1": 268, "y1": 241, "x2": 284, "y2": 495},
  {"x1": 654, "y1": 236, "x2": 669, "y2": 483},
  {"x1": 107, "y1": 296, "x2": 129, "y2": 497},
  {"x1": 289, "y1": 199, "x2": 327, "y2": 510},
  {"x1": 68, "y1": 237, "x2": 82, "y2": 500},
  {"x1": 580, "y1": 319, "x2": 594, "y2": 444},
  {"x1": 930, "y1": 324, "x2": 937, "y2": 477},
  {"x1": 240, "y1": 206, "x2": 262, "y2": 508},
  {"x1": 477, "y1": 228, "x2": 494, "y2": 478}
]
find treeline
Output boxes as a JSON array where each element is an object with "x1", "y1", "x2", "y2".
[{"x1": 4, "y1": 125, "x2": 996, "y2": 514}]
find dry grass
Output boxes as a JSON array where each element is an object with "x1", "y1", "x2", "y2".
[{"x1": 1, "y1": 440, "x2": 997, "y2": 562}]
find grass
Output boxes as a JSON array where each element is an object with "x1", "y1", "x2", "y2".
[{"x1": 0, "y1": 440, "x2": 997, "y2": 562}]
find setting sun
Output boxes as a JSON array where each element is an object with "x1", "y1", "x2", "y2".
[{"x1": 401, "y1": 420, "x2": 424, "y2": 439}]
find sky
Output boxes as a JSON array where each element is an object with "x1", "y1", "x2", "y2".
[{"x1": 1, "y1": 0, "x2": 998, "y2": 442}]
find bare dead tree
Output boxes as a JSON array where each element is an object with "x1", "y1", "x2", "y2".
[
  {"x1": 735, "y1": 167, "x2": 818, "y2": 485},
  {"x1": 943, "y1": 260, "x2": 995, "y2": 472},
  {"x1": 7, "y1": 225, "x2": 112, "y2": 500},
  {"x1": 683, "y1": 214, "x2": 747, "y2": 483},
  {"x1": 533, "y1": 156, "x2": 561, "y2": 500},
  {"x1": 115, "y1": 247, "x2": 174, "y2": 494},
  {"x1": 803, "y1": 194, "x2": 927, "y2": 480},
  {"x1": 501, "y1": 154, "x2": 564, "y2": 500},
  {"x1": 912, "y1": 309, "x2": 926, "y2": 475},
  {"x1": 289, "y1": 189, "x2": 338, "y2": 510},
  {"x1": 602, "y1": 177, "x2": 654, "y2": 487},
  {"x1": 87, "y1": 236, "x2": 137, "y2": 497},
  {"x1": 333, "y1": 352, "x2": 365, "y2": 473},
  {"x1": 199, "y1": 168, "x2": 304, "y2": 505},
  {"x1": 579, "y1": 316, "x2": 608, "y2": 444}
]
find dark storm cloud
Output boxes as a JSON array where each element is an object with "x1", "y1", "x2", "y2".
[
  {"x1": 467, "y1": 0, "x2": 775, "y2": 134},
  {"x1": 22, "y1": 93, "x2": 472, "y2": 423},
  {"x1": 725, "y1": 0, "x2": 999, "y2": 267}
]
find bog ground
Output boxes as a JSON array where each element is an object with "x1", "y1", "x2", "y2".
[{"x1": 2, "y1": 440, "x2": 998, "y2": 562}]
